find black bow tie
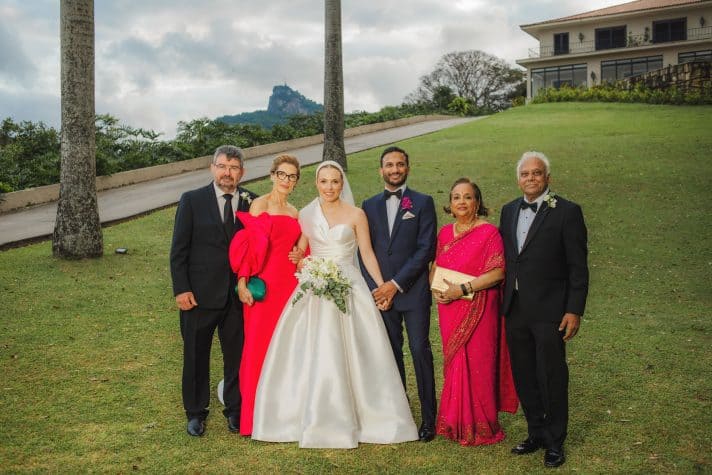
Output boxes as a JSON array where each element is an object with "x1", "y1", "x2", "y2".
[
  {"x1": 520, "y1": 200, "x2": 538, "y2": 212},
  {"x1": 384, "y1": 189, "x2": 402, "y2": 199}
]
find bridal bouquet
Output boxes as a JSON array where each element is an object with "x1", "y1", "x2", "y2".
[{"x1": 293, "y1": 256, "x2": 351, "y2": 314}]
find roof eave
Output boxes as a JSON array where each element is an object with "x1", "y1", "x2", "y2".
[{"x1": 520, "y1": 1, "x2": 706, "y2": 32}]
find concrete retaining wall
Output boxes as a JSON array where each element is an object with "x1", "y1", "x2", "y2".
[{"x1": 0, "y1": 114, "x2": 450, "y2": 214}]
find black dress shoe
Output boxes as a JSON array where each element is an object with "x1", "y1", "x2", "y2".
[
  {"x1": 544, "y1": 448, "x2": 565, "y2": 468},
  {"x1": 227, "y1": 415, "x2": 239, "y2": 433},
  {"x1": 187, "y1": 417, "x2": 205, "y2": 437},
  {"x1": 511, "y1": 437, "x2": 543, "y2": 455},
  {"x1": 418, "y1": 423, "x2": 435, "y2": 442}
]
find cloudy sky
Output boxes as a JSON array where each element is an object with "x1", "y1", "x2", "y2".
[{"x1": 1, "y1": 0, "x2": 621, "y2": 138}]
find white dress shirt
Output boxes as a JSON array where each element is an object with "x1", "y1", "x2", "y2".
[
  {"x1": 516, "y1": 188, "x2": 549, "y2": 253},
  {"x1": 213, "y1": 183, "x2": 238, "y2": 223},
  {"x1": 386, "y1": 184, "x2": 407, "y2": 235}
]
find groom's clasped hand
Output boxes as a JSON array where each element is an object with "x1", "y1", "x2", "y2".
[{"x1": 372, "y1": 282, "x2": 395, "y2": 310}]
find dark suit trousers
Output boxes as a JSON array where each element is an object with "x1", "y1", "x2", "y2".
[
  {"x1": 381, "y1": 306, "x2": 437, "y2": 426},
  {"x1": 180, "y1": 297, "x2": 243, "y2": 420},
  {"x1": 505, "y1": 292, "x2": 569, "y2": 450}
]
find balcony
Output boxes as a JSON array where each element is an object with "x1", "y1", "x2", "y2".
[{"x1": 528, "y1": 26, "x2": 712, "y2": 59}]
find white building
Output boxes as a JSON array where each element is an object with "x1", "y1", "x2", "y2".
[{"x1": 517, "y1": 0, "x2": 712, "y2": 99}]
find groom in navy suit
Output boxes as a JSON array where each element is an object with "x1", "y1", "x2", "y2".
[
  {"x1": 499, "y1": 151, "x2": 588, "y2": 467},
  {"x1": 170, "y1": 145, "x2": 257, "y2": 437},
  {"x1": 360, "y1": 146, "x2": 438, "y2": 442}
]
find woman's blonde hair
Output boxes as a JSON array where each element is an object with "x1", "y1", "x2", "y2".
[{"x1": 270, "y1": 154, "x2": 301, "y2": 177}]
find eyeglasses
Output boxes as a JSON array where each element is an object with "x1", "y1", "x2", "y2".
[
  {"x1": 214, "y1": 163, "x2": 242, "y2": 172},
  {"x1": 273, "y1": 170, "x2": 299, "y2": 182}
]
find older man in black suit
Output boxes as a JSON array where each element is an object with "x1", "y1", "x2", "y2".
[
  {"x1": 499, "y1": 151, "x2": 588, "y2": 468},
  {"x1": 170, "y1": 145, "x2": 257, "y2": 437}
]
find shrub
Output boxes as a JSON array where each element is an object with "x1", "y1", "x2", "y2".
[{"x1": 531, "y1": 81, "x2": 712, "y2": 106}]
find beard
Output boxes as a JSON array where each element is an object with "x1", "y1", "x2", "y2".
[
  {"x1": 216, "y1": 176, "x2": 237, "y2": 192},
  {"x1": 383, "y1": 172, "x2": 408, "y2": 188}
]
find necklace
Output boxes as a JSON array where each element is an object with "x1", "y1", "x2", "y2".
[{"x1": 455, "y1": 219, "x2": 478, "y2": 235}]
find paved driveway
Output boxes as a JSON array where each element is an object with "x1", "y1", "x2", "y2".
[{"x1": 0, "y1": 117, "x2": 480, "y2": 247}]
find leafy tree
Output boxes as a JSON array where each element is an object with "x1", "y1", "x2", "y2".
[
  {"x1": 95, "y1": 114, "x2": 164, "y2": 175},
  {"x1": 406, "y1": 50, "x2": 525, "y2": 113},
  {"x1": 432, "y1": 86, "x2": 457, "y2": 111},
  {"x1": 0, "y1": 118, "x2": 60, "y2": 191},
  {"x1": 286, "y1": 113, "x2": 324, "y2": 137},
  {"x1": 447, "y1": 97, "x2": 470, "y2": 116}
]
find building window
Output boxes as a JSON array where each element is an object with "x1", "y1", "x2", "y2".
[
  {"x1": 653, "y1": 18, "x2": 687, "y2": 43},
  {"x1": 679, "y1": 50, "x2": 711, "y2": 63},
  {"x1": 554, "y1": 33, "x2": 569, "y2": 55},
  {"x1": 596, "y1": 25, "x2": 626, "y2": 50},
  {"x1": 531, "y1": 64, "x2": 587, "y2": 97},
  {"x1": 600, "y1": 55, "x2": 663, "y2": 82}
]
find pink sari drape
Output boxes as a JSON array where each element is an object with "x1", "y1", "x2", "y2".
[{"x1": 435, "y1": 223, "x2": 518, "y2": 446}]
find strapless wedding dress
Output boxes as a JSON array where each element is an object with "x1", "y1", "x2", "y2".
[{"x1": 251, "y1": 199, "x2": 418, "y2": 448}]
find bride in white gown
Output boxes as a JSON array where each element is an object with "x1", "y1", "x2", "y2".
[{"x1": 251, "y1": 161, "x2": 419, "y2": 448}]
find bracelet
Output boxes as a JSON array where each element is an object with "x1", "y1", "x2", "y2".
[
  {"x1": 460, "y1": 283, "x2": 468, "y2": 296},
  {"x1": 467, "y1": 282, "x2": 473, "y2": 294}
]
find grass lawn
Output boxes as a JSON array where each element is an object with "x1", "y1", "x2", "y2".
[{"x1": 1, "y1": 102, "x2": 710, "y2": 473}]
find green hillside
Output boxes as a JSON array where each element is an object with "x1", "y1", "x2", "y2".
[{"x1": 1, "y1": 102, "x2": 710, "y2": 473}]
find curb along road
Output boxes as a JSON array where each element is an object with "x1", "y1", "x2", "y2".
[{"x1": 0, "y1": 117, "x2": 480, "y2": 248}]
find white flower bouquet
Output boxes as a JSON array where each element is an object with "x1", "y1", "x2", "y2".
[{"x1": 293, "y1": 256, "x2": 351, "y2": 314}]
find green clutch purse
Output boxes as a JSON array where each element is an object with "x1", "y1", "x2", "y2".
[{"x1": 246, "y1": 276, "x2": 266, "y2": 301}]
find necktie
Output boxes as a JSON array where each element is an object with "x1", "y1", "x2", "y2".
[
  {"x1": 384, "y1": 189, "x2": 402, "y2": 199},
  {"x1": 520, "y1": 200, "x2": 538, "y2": 213},
  {"x1": 223, "y1": 194, "x2": 234, "y2": 237}
]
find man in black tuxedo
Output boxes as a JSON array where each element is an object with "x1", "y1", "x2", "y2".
[
  {"x1": 499, "y1": 151, "x2": 588, "y2": 467},
  {"x1": 170, "y1": 145, "x2": 257, "y2": 437},
  {"x1": 361, "y1": 146, "x2": 438, "y2": 442}
]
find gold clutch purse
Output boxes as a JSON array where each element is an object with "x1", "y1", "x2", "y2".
[{"x1": 430, "y1": 266, "x2": 476, "y2": 301}]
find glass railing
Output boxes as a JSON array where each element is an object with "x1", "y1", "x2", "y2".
[{"x1": 528, "y1": 26, "x2": 712, "y2": 58}]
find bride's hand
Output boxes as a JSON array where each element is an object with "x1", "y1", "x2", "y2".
[{"x1": 288, "y1": 246, "x2": 305, "y2": 264}]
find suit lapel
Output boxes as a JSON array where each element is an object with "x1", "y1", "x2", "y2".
[
  {"x1": 510, "y1": 202, "x2": 520, "y2": 253},
  {"x1": 206, "y1": 183, "x2": 233, "y2": 242},
  {"x1": 388, "y1": 191, "x2": 408, "y2": 245},
  {"x1": 205, "y1": 183, "x2": 222, "y2": 225},
  {"x1": 520, "y1": 201, "x2": 550, "y2": 253},
  {"x1": 376, "y1": 194, "x2": 390, "y2": 243}
]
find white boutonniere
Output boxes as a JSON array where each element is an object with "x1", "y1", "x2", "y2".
[
  {"x1": 239, "y1": 191, "x2": 252, "y2": 205},
  {"x1": 543, "y1": 192, "x2": 557, "y2": 208}
]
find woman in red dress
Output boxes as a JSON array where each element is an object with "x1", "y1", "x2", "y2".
[
  {"x1": 229, "y1": 154, "x2": 302, "y2": 435},
  {"x1": 431, "y1": 177, "x2": 519, "y2": 445}
]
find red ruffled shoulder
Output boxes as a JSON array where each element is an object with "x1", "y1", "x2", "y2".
[{"x1": 229, "y1": 212, "x2": 273, "y2": 278}]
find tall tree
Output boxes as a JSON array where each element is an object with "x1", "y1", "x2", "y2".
[
  {"x1": 406, "y1": 50, "x2": 525, "y2": 113},
  {"x1": 53, "y1": 0, "x2": 103, "y2": 258},
  {"x1": 322, "y1": 0, "x2": 347, "y2": 169}
]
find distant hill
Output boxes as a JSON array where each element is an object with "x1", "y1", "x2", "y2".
[{"x1": 217, "y1": 85, "x2": 322, "y2": 129}]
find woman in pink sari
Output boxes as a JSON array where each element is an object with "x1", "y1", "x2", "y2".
[{"x1": 431, "y1": 177, "x2": 518, "y2": 446}]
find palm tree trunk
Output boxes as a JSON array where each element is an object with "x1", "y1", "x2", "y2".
[
  {"x1": 323, "y1": 0, "x2": 347, "y2": 170},
  {"x1": 53, "y1": 0, "x2": 103, "y2": 259}
]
